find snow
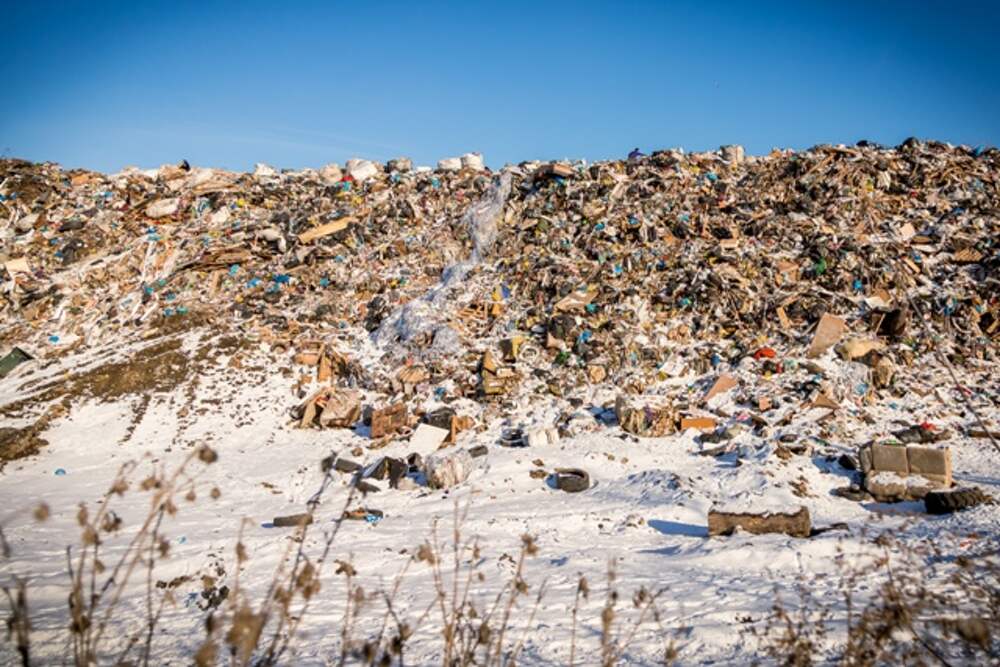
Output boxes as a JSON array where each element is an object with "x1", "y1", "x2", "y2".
[{"x1": 1, "y1": 337, "x2": 998, "y2": 664}]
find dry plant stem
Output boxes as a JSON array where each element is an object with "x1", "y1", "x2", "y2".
[
  {"x1": 337, "y1": 563, "x2": 355, "y2": 667},
  {"x1": 449, "y1": 504, "x2": 463, "y2": 664},
  {"x1": 489, "y1": 547, "x2": 528, "y2": 665},
  {"x1": 368, "y1": 559, "x2": 413, "y2": 662},
  {"x1": 262, "y1": 464, "x2": 359, "y2": 665},
  {"x1": 507, "y1": 577, "x2": 549, "y2": 664},
  {"x1": 477, "y1": 575, "x2": 515, "y2": 666},
  {"x1": 569, "y1": 581, "x2": 583, "y2": 667},
  {"x1": 89, "y1": 451, "x2": 201, "y2": 652},
  {"x1": 881, "y1": 546, "x2": 954, "y2": 667},
  {"x1": 65, "y1": 545, "x2": 84, "y2": 664},
  {"x1": 426, "y1": 520, "x2": 454, "y2": 663},
  {"x1": 442, "y1": 502, "x2": 476, "y2": 666},
  {"x1": 110, "y1": 506, "x2": 166, "y2": 666},
  {"x1": 2, "y1": 580, "x2": 30, "y2": 667},
  {"x1": 140, "y1": 507, "x2": 167, "y2": 667},
  {"x1": 600, "y1": 560, "x2": 617, "y2": 667},
  {"x1": 271, "y1": 485, "x2": 357, "y2": 659},
  {"x1": 611, "y1": 588, "x2": 666, "y2": 663}
]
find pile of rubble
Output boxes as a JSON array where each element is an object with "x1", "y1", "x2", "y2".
[{"x1": 2, "y1": 140, "x2": 999, "y2": 515}]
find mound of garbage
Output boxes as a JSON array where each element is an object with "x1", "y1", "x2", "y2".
[{"x1": 2, "y1": 141, "x2": 999, "y2": 495}]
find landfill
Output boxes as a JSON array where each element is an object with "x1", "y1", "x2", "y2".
[
  {"x1": 4, "y1": 143, "x2": 1000, "y2": 452},
  {"x1": 2, "y1": 141, "x2": 1000, "y2": 663}
]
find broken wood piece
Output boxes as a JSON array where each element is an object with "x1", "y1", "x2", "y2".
[
  {"x1": 553, "y1": 288, "x2": 597, "y2": 313},
  {"x1": 273, "y1": 513, "x2": 313, "y2": 528},
  {"x1": 806, "y1": 313, "x2": 847, "y2": 358},
  {"x1": 776, "y1": 306, "x2": 792, "y2": 330},
  {"x1": 294, "y1": 341, "x2": 324, "y2": 366},
  {"x1": 317, "y1": 350, "x2": 332, "y2": 383},
  {"x1": 680, "y1": 417, "x2": 717, "y2": 432},
  {"x1": 811, "y1": 391, "x2": 841, "y2": 410},
  {"x1": 297, "y1": 217, "x2": 353, "y2": 244},
  {"x1": 704, "y1": 374, "x2": 738, "y2": 402},
  {"x1": 952, "y1": 248, "x2": 983, "y2": 264},
  {"x1": 370, "y1": 403, "x2": 408, "y2": 439},
  {"x1": 707, "y1": 506, "x2": 811, "y2": 538},
  {"x1": 535, "y1": 162, "x2": 575, "y2": 179},
  {"x1": 4, "y1": 257, "x2": 30, "y2": 278},
  {"x1": 837, "y1": 337, "x2": 884, "y2": 361}
]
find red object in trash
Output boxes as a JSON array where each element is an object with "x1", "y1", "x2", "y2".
[{"x1": 754, "y1": 347, "x2": 777, "y2": 360}]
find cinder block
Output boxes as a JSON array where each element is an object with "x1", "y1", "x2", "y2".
[
  {"x1": 858, "y1": 445, "x2": 874, "y2": 474},
  {"x1": 907, "y1": 446, "x2": 952, "y2": 486},
  {"x1": 917, "y1": 473, "x2": 950, "y2": 487},
  {"x1": 871, "y1": 444, "x2": 909, "y2": 474}
]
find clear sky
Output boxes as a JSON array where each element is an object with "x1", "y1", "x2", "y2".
[{"x1": 2, "y1": 1, "x2": 998, "y2": 172}]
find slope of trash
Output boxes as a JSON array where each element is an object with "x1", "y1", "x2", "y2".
[{"x1": 1, "y1": 142, "x2": 999, "y2": 663}]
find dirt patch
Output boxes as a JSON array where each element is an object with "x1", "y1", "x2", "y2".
[
  {"x1": 0, "y1": 332, "x2": 253, "y2": 460},
  {"x1": 68, "y1": 337, "x2": 191, "y2": 402},
  {"x1": 0, "y1": 403, "x2": 66, "y2": 468},
  {"x1": 152, "y1": 308, "x2": 214, "y2": 338},
  {"x1": 1, "y1": 337, "x2": 195, "y2": 423},
  {"x1": 0, "y1": 426, "x2": 48, "y2": 466}
]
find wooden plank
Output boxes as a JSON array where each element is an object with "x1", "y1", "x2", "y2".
[{"x1": 297, "y1": 217, "x2": 353, "y2": 244}]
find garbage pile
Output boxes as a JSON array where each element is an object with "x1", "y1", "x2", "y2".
[{"x1": 2, "y1": 140, "x2": 999, "y2": 505}]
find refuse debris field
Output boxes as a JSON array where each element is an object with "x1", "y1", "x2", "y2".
[{"x1": 1, "y1": 142, "x2": 999, "y2": 664}]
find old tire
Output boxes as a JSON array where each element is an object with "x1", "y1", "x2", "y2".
[{"x1": 924, "y1": 488, "x2": 991, "y2": 515}]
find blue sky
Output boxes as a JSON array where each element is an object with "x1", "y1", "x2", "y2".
[{"x1": 2, "y1": 1, "x2": 998, "y2": 172}]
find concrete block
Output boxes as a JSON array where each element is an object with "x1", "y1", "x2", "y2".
[
  {"x1": 918, "y1": 473, "x2": 951, "y2": 487},
  {"x1": 871, "y1": 444, "x2": 909, "y2": 474},
  {"x1": 864, "y1": 471, "x2": 938, "y2": 502},
  {"x1": 858, "y1": 445, "x2": 874, "y2": 474},
  {"x1": 906, "y1": 446, "x2": 952, "y2": 484},
  {"x1": 708, "y1": 506, "x2": 811, "y2": 538}
]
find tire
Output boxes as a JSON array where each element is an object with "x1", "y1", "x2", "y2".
[{"x1": 925, "y1": 488, "x2": 991, "y2": 514}]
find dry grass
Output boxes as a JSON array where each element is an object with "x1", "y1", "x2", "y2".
[{"x1": 748, "y1": 533, "x2": 1000, "y2": 666}]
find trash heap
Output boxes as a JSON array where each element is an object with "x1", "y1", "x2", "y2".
[{"x1": 2, "y1": 141, "x2": 999, "y2": 511}]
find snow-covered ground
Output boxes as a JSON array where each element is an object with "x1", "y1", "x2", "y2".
[{"x1": 1, "y1": 332, "x2": 998, "y2": 665}]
